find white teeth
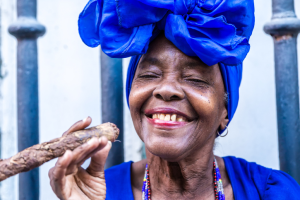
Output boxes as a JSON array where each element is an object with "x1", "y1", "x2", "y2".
[
  {"x1": 177, "y1": 117, "x2": 187, "y2": 122},
  {"x1": 177, "y1": 117, "x2": 183, "y2": 122},
  {"x1": 171, "y1": 114, "x2": 177, "y2": 121},
  {"x1": 151, "y1": 113, "x2": 187, "y2": 122},
  {"x1": 160, "y1": 114, "x2": 165, "y2": 120},
  {"x1": 164, "y1": 114, "x2": 171, "y2": 121}
]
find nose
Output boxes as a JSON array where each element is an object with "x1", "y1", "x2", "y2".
[{"x1": 153, "y1": 80, "x2": 185, "y2": 101}]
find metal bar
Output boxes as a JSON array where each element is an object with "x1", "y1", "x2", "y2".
[
  {"x1": 0, "y1": 5, "x2": 2, "y2": 200},
  {"x1": 264, "y1": 0, "x2": 300, "y2": 183},
  {"x1": 101, "y1": 50, "x2": 124, "y2": 168},
  {"x1": 0, "y1": 0, "x2": 1, "y2": 155},
  {"x1": 8, "y1": 0, "x2": 45, "y2": 199}
]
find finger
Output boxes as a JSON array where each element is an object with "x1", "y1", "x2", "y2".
[
  {"x1": 76, "y1": 137, "x2": 109, "y2": 167},
  {"x1": 49, "y1": 167, "x2": 56, "y2": 193},
  {"x1": 48, "y1": 167, "x2": 54, "y2": 179},
  {"x1": 62, "y1": 116, "x2": 92, "y2": 136},
  {"x1": 65, "y1": 137, "x2": 103, "y2": 175},
  {"x1": 49, "y1": 150, "x2": 72, "y2": 196},
  {"x1": 86, "y1": 137, "x2": 112, "y2": 177}
]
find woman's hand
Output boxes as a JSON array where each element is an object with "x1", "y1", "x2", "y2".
[{"x1": 48, "y1": 117, "x2": 111, "y2": 200}]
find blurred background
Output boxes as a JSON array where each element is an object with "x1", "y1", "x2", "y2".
[{"x1": 0, "y1": 0, "x2": 300, "y2": 199}]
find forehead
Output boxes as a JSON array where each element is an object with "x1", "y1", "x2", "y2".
[{"x1": 137, "y1": 34, "x2": 214, "y2": 74}]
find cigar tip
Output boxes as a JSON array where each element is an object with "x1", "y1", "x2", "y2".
[
  {"x1": 109, "y1": 123, "x2": 120, "y2": 141},
  {"x1": 96, "y1": 122, "x2": 120, "y2": 142}
]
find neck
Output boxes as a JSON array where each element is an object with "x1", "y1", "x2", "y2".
[{"x1": 146, "y1": 140, "x2": 216, "y2": 199}]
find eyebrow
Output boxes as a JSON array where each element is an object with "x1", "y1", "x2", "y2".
[
  {"x1": 184, "y1": 61, "x2": 206, "y2": 68},
  {"x1": 139, "y1": 57, "x2": 163, "y2": 67},
  {"x1": 139, "y1": 56, "x2": 208, "y2": 70}
]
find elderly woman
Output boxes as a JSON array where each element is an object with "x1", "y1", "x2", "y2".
[{"x1": 49, "y1": 0, "x2": 300, "y2": 199}]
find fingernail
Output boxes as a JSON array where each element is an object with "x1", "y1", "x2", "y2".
[
  {"x1": 99, "y1": 137, "x2": 102, "y2": 143},
  {"x1": 82, "y1": 117, "x2": 89, "y2": 123},
  {"x1": 108, "y1": 141, "x2": 112, "y2": 147},
  {"x1": 87, "y1": 137, "x2": 96, "y2": 145},
  {"x1": 64, "y1": 150, "x2": 71, "y2": 158}
]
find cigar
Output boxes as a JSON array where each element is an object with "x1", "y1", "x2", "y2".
[{"x1": 0, "y1": 122, "x2": 119, "y2": 182}]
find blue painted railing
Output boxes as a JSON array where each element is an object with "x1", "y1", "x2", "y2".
[{"x1": 264, "y1": 0, "x2": 300, "y2": 183}]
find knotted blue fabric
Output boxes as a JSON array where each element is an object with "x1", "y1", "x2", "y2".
[{"x1": 78, "y1": 0, "x2": 255, "y2": 126}]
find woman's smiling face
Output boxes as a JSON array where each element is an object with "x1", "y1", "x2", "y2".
[{"x1": 129, "y1": 34, "x2": 229, "y2": 162}]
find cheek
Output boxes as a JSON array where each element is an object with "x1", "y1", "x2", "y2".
[
  {"x1": 129, "y1": 82, "x2": 155, "y2": 111},
  {"x1": 185, "y1": 87, "x2": 220, "y2": 124},
  {"x1": 129, "y1": 83, "x2": 155, "y2": 139}
]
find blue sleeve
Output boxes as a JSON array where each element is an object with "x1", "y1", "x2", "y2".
[
  {"x1": 223, "y1": 156, "x2": 300, "y2": 200},
  {"x1": 105, "y1": 161, "x2": 134, "y2": 200},
  {"x1": 224, "y1": 156, "x2": 271, "y2": 199},
  {"x1": 264, "y1": 170, "x2": 300, "y2": 199}
]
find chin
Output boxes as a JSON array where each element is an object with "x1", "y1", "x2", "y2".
[{"x1": 144, "y1": 135, "x2": 191, "y2": 162}]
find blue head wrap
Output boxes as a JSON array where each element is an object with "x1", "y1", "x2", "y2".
[{"x1": 78, "y1": 0, "x2": 255, "y2": 127}]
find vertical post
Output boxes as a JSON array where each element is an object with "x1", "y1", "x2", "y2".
[
  {"x1": 0, "y1": 6, "x2": 2, "y2": 200},
  {"x1": 101, "y1": 50, "x2": 124, "y2": 168},
  {"x1": 8, "y1": 0, "x2": 45, "y2": 199},
  {"x1": 264, "y1": 0, "x2": 300, "y2": 183}
]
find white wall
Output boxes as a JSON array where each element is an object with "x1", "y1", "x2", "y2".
[
  {"x1": 214, "y1": 0, "x2": 300, "y2": 170},
  {"x1": 0, "y1": 0, "x2": 300, "y2": 199},
  {"x1": 0, "y1": 0, "x2": 18, "y2": 199},
  {"x1": 38, "y1": 1, "x2": 100, "y2": 199}
]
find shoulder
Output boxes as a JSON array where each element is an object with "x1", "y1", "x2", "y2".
[
  {"x1": 223, "y1": 156, "x2": 300, "y2": 200},
  {"x1": 264, "y1": 169, "x2": 300, "y2": 199},
  {"x1": 105, "y1": 161, "x2": 134, "y2": 200}
]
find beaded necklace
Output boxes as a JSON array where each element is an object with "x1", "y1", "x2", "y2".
[
  {"x1": 142, "y1": 158, "x2": 225, "y2": 200},
  {"x1": 142, "y1": 164, "x2": 150, "y2": 200},
  {"x1": 214, "y1": 158, "x2": 225, "y2": 200}
]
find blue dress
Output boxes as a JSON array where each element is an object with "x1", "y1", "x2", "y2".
[{"x1": 105, "y1": 156, "x2": 300, "y2": 199}]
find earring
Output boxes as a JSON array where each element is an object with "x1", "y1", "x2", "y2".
[{"x1": 217, "y1": 125, "x2": 229, "y2": 137}]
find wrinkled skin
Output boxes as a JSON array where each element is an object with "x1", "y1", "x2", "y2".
[
  {"x1": 129, "y1": 34, "x2": 232, "y2": 200},
  {"x1": 129, "y1": 35, "x2": 228, "y2": 162},
  {"x1": 48, "y1": 117, "x2": 111, "y2": 200},
  {"x1": 49, "y1": 34, "x2": 233, "y2": 200}
]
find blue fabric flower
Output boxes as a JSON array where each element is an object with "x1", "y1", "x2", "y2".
[{"x1": 78, "y1": 0, "x2": 255, "y2": 128}]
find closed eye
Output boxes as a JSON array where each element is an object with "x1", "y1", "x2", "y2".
[
  {"x1": 138, "y1": 72, "x2": 160, "y2": 79},
  {"x1": 140, "y1": 75, "x2": 158, "y2": 79},
  {"x1": 186, "y1": 79, "x2": 205, "y2": 83}
]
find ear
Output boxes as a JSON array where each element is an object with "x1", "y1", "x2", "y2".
[{"x1": 219, "y1": 108, "x2": 229, "y2": 131}]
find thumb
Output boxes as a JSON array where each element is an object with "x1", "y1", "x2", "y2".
[
  {"x1": 62, "y1": 116, "x2": 92, "y2": 136},
  {"x1": 86, "y1": 137, "x2": 112, "y2": 177}
]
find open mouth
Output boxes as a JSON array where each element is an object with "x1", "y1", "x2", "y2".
[
  {"x1": 148, "y1": 113, "x2": 188, "y2": 122},
  {"x1": 144, "y1": 108, "x2": 194, "y2": 127}
]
